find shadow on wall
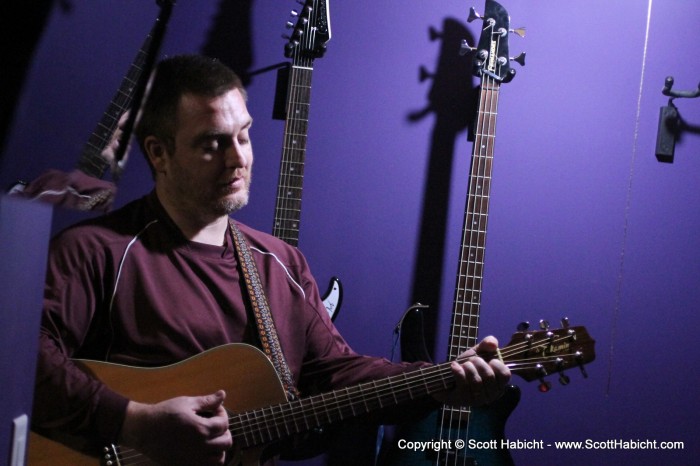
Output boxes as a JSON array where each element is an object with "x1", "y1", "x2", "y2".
[
  {"x1": 0, "y1": 0, "x2": 56, "y2": 160},
  {"x1": 406, "y1": 18, "x2": 478, "y2": 361},
  {"x1": 201, "y1": 0, "x2": 254, "y2": 85}
]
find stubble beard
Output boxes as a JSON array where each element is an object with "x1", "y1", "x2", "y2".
[
  {"x1": 218, "y1": 178, "x2": 251, "y2": 215},
  {"x1": 219, "y1": 191, "x2": 249, "y2": 214}
]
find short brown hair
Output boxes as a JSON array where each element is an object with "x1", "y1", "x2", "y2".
[{"x1": 135, "y1": 55, "x2": 246, "y2": 173}]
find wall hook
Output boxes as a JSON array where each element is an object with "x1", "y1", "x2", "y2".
[
  {"x1": 656, "y1": 76, "x2": 700, "y2": 163},
  {"x1": 662, "y1": 76, "x2": 700, "y2": 100}
]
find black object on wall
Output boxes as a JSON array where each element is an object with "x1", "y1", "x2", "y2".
[{"x1": 656, "y1": 76, "x2": 700, "y2": 163}]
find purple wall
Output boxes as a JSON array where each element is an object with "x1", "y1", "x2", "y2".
[{"x1": 2, "y1": 1, "x2": 699, "y2": 465}]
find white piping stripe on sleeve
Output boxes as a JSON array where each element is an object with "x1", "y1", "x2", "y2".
[
  {"x1": 251, "y1": 246, "x2": 306, "y2": 299},
  {"x1": 105, "y1": 219, "x2": 159, "y2": 360}
]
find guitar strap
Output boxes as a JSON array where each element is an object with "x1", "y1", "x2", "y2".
[{"x1": 229, "y1": 219, "x2": 300, "y2": 400}]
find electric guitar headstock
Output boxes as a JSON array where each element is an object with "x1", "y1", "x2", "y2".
[
  {"x1": 502, "y1": 319, "x2": 596, "y2": 392},
  {"x1": 283, "y1": 0, "x2": 331, "y2": 62},
  {"x1": 462, "y1": 0, "x2": 525, "y2": 83}
]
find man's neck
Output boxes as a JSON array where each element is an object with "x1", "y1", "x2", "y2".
[
  {"x1": 156, "y1": 191, "x2": 229, "y2": 246},
  {"x1": 185, "y1": 218, "x2": 229, "y2": 246}
]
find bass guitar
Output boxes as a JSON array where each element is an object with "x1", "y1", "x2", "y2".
[
  {"x1": 27, "y1": 326, "x2": 595, "y2": 466},
  {"x1": 383, "y1": 1, "x2": 528, "y2": 465},
  {"x1": 273, "y1": 0, "x2": 342, "y2": 321}
]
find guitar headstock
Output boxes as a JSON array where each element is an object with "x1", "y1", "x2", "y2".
[
  {"x1": 502, "y1": 322, "x2": 595, "y2": 392},
  {"x1": 284, "y1": 0, "x2": 332, "y2": 62},
  {"x1": 464, "y1": 0, "x2": 525, "y2": 83}
]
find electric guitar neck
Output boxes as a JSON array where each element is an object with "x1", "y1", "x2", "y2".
[{"x1": 273, "y1": 0, "x2": 342, "y2": 321}]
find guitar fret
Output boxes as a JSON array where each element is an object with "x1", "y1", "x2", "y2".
[
  {"x1": 451, "y1": 332, "x2": 479, "y2": 345},
  {"x1": 455, "y1": 285, "x2": 482, "y2": 294},
  {"x1": 459, "y1": 258, "x2": 484, "y2": 265},
  {"x1": 277, "y1": 174, "x2": 304, "y2": 182},
  {"x1": 245, "y1": 411, "x2": 266, "y2": 446},
  {"x1": 226, "y1": 353, "x2": 477, "y2": 449},
  {"x1": 273, "y1": 41, "x2": 316, "y2": 248},
  {"x1": 274, "y1": 211, "x2": 301, "y2": 218},
  {"x1": 277, "y1": 191, "x2": 302, "y2": 199},
  {"x1": 268, "y1": 405, "x2": 284, "y2": 439},
  {"x1": 77, "y1": 30, "x2": 154, "y2": 178},
  {"x1": 285, "y1": 130, "x2": 309, "y2": 137},
  {"x1": 457, "y1": 268, "x2": 483, "y2": 276},
  {"x1": 279, "y1": 159, "x2": 305, "y2": 166},
  {"x1": 454, "y1": 299, "x2": 481, "y2": 308},
  {"x1": 443, "y1": 77, "x2": 503, "y2": 371},
  {"x1": 277, "y1": 182, "x2": 304, "y2": 189},
  {"x1": 453, "y1": 303, "x2": 480, "y2": 310}
]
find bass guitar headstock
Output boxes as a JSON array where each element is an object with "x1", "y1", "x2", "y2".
[
  {"x1": 462, "y1": 0, "x2": 525, "y2": 83},
  {"x1": 502, "y1": 319, "x2": 596, "y2": 392},
  {"x1": 283, "y1": 0, "x2": 332, "y2": 62}
]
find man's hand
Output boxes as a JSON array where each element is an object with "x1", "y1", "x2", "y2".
[
  {"x1": 101, "y1": 111, "x2": 132, "y2": 173},
  {"x1": 120, "y1": 390, "x2": 233, "y2": 465},
  {"x1": 434, "y1": 336, "x2": 511, "y2": 407}
]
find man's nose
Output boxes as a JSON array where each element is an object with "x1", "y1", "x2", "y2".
[{"x1": 224, "y1": 143, "x2": 246, "y2": 168}]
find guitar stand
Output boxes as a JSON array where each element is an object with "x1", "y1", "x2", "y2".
[{"x1": 655, "y1": 76, "x2": 700, "y2": 163}]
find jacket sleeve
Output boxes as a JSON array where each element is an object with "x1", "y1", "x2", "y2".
[
  {"x1": 32, "y1": 229, "x2": 129, "y2": 444},
  {"x1": 292, "y1": 254, "x2": 440, "y2": 424}
]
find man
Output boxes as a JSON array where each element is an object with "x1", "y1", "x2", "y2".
[{"x1": 32, "y1": 55, "x2": 510, "y2": 465}]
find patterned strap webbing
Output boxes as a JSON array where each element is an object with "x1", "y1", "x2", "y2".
[{"x1": 229, "y1": 219, "x2": 300, "y2": 400}]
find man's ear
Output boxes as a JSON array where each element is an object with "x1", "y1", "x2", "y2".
[{"x1": 144, "y1": 136, "x2": 168, "y2": 173}]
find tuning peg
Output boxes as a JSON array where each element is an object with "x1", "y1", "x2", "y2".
[
  {"x1": 467, "y1": 7, "x2": 482, "y2": 23},
  {"x1": 536, "y1": 364, "x2": 551, "y2": 393},
  {"x1": 459, "y1": 39, "x2": 476, "y2": 56},
  {"x1": 510, "y1": 26, "x2": 526, "y2": 37},
  {"x1": 556, "y1": 358, "x2": 570, "y2": 385},
  {"x1": 539, "y1": 319, "x2": 550, "y2": 330},
  {"x1": 510, "y1": 52, "x2": 526, "y2": 67},
  {"x1": 517, "y1": 321, "x2": 530, "y2": 332},
  {"x1": 561, "y1": 317, "x2": 570, "y2": 328},
  {"x1": 558, "y1": 373, "x2": 571, "y2": 385},
  {"x1": 290, "y1": 9, "x2": 299, "y2": 17},
  {"x1": 284, "y1": 41, "x2": 298, "y2": 55},
  {"x1": 576, "y1": 351, "x2": 589, "y2": 378}
]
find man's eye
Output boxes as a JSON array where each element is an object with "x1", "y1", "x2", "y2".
[{"x1": 202, "y1": 141, "x2": 225, "y2": 153}]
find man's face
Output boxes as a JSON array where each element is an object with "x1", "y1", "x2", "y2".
[{"x1": 154, "y1": 88, "x2": 254, "y2": 221}]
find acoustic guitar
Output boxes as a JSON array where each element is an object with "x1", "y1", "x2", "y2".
[{"x1": 27, "y1": 326, "x2": 595, "y2": 465}]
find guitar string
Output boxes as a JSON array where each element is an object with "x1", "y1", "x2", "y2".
[
  {"x1": 108, "y1": 9, "x2": 325, "y2": 466},
  {"x1": 437, "y1": 27, "x2": 502, "y2": 464},
  {"x1": 277, "y1": 56, "x2": 312, "y2": 243},
  {"x1": 283, "y1": 1, "x2": 316, "y2": 242},
  {"x1": 114, "y1": 14, "x2": 558, "y2": 466},
  {"x1": 228, "y1": 346, "x2": 583, "y2": 451},
  {"x1": 107, "y1": 333, "x2": 586, "y2": 464},
  {"x1": 83, "y1": 32, "x2": 152, "y2": 176},
  {"x1": 278, "y1": 61, "x2": 297, "y2": 241},
  {"x1": 226, "y1": 333, "x2": 583, "y2": 446}
]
